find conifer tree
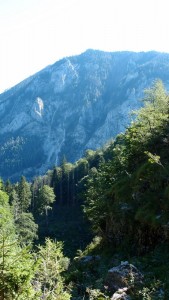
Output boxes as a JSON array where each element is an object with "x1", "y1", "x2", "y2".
[
  {"x1": 36, "y1": 238, "x2": 70, "y2": 300},
  {"x1": 18, "y1": 176, "x2": 32, "y2": 212}
]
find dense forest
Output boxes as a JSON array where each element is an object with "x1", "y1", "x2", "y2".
[{"x1": 1, "y1": 80, "x2": 169, "y2": 299}]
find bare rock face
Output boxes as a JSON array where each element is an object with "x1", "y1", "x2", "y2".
[
  {"x1": 111, "y1": 288, "x2": 131, "y2": 300},
  {"x1": 31, "y1": 97, "x2": 44, "y2": 121},
  {"x1": 0, "y1": 50, "x2": 169, "y2": 180}
]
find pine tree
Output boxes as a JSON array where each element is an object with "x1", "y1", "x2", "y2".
[
  {"x1": 36, "y1": 238, "x2": 70, "y2": 300},
  {"x1": 18, "y1": 176, "x2": 32, "y2": 212}
]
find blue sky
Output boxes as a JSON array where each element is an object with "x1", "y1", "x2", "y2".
[{"x1": 0, "y1": 0, "x2": 169, "y2": 92}]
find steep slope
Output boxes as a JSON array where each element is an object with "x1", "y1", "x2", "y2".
[{"x1": 0, "y1": 49, "x2": 169, "y2": 180}]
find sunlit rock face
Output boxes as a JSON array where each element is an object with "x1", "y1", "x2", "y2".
[{"x1": 0, "y1": 49, "x2": 169, "y2": 180}]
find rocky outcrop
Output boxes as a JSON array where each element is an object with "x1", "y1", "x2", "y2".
[
  {"x1": 105, "y1": 261, "x2": 143, "y2": 293},
  {"x1": 0, "y1": 50, "x2": 169, "y2": 180},
  {"x1": 111, "y1": 288, "x2": 131, "y2": 300}
]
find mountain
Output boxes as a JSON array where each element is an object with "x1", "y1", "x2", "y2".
[{"x1": 0, "y1": 49, "x2": 169, "y2": 180}]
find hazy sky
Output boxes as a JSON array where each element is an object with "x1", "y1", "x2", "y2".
[{"x1": 0, "y1": 0, "x2": 169, "y2": 92}]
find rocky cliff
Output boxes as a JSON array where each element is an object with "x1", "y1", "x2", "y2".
[{"x1": 0, "y1": 49, "x2": 169, "y2": 180}]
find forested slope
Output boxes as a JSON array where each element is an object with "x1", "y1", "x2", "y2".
[
  {"x1": 0, "y1": 80, "x2": 169, "y2": 299},
  {"x1": 84, "y1": 79, "x2": 169, "y2": 253}
]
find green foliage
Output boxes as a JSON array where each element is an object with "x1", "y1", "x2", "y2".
[
  {"x1": 50, "y1": 148, "x2": 104, "y2": 206},
  {"x1": 1, "y1": 80, "x2": 169, "y2": 299},
  {"x1": 0, "y1": 190, "x2": 37, "y2": 299},
  {"x1": 18, "y1": 176, "x2": 32, "y2": 212},
  {"x1": 0, "y1": 177, "x2": 4, "y2": 190},
  {"x1": 15, "y1": 212, "x2": 38, "y2": 245},
  {"x1": 86, "y1": 288, "x2": 109, "y2": 299},
  {"x1": 10, "y1": 189, "x2": 20, "y2": 220},
  {"x1": 36, "y1": 238, "x2": 70, "y2": 299},
  {"x1": 0, "y1": 242, "x2": 38, "y2": 300},
  {"x1": 4, "y1": 179, "x2": 12, "y2": 195},
  {"x1": 36, "y1": 184, "x2": 55, "y2": 215},
  {"x1": 84, "y1": 80, "x2": 169, "y2": 252},
  {"x1": 0, "y1": 190, "x2": 14, "y2": 233},
  {"x1": 8, "y1": 180, "x2": 38, "y2": 245},
  {"x1": 0, "y1": 190, "x2": 71, "y2": 299}
]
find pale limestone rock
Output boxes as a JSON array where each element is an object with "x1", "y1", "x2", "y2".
[{"x1": 31, "y1": 97, "x2": 44, "y2": 121}]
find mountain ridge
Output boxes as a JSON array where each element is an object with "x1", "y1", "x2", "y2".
[{"x1": 0, "y1": 49, "x2": 169, "y2": 180}]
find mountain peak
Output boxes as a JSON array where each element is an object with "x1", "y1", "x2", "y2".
[{"x1": 0, "y1": 50, "x2": 169, "y2": 180}]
